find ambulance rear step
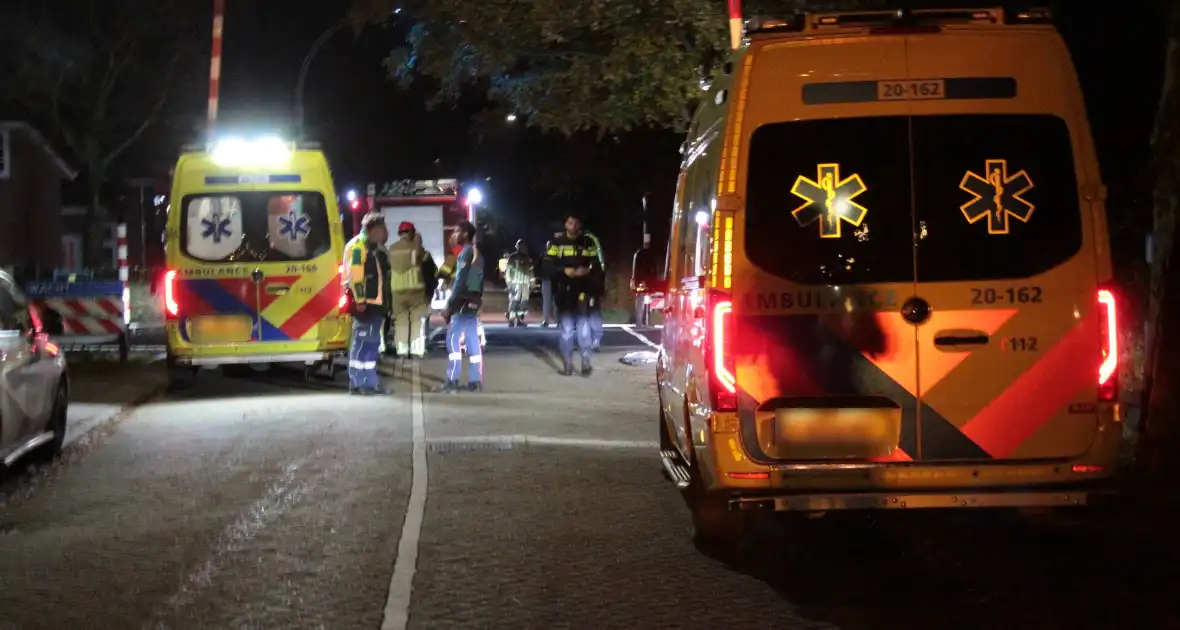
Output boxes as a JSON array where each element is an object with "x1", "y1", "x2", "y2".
[{"x1": 729, "y1": 489, "x2": 1107, "y2": 512}]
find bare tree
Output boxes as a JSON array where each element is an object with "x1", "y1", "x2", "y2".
[{"x1": 0, "y1": 0, "x2": 202, "y2": 268}]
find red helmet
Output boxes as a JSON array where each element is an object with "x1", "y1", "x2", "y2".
[{"x1": 398, "y1": 221, "x2": 415, "y2": 234}]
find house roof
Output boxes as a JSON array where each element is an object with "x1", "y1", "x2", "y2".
[{"x1": 0, "y1": 121, "x2": 78, "y2": 181}]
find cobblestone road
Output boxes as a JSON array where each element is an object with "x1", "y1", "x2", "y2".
[{"x1": 0, "y1": 325, "x2": 1176, "y2": 629}]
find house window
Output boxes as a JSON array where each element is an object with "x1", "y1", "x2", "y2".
[{"x1": 0, "y1": 130, "x2": 9, "y2": 179}]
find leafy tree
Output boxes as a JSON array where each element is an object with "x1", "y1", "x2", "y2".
[
  {"x1": 353, "y1": 0, "x2": 878, "y2": 134},
  {"x1": 0, "y1": 0, "x2": 202, "y2": 267}
]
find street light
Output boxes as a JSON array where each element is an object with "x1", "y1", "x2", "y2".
[
  {"x1": 346, "y1": 189, "x2": 357, "y2": 202},
  {"x1": 506, "y1": 113, "x2": 518, "y2": 122},
  {"x1": 294, "y1": 19, "x2": 348, "y2": 141}
]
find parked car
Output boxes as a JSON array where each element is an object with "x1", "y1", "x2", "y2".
[{"x1": 0, "y1": 270, "x2": 69, "y2": 467}]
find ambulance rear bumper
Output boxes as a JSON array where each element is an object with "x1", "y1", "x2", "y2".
[
  {"x1": 728, "y1": 486, "x2": 1115, "y2": 512},
  {"x1": 174, "y1": 352, "x2": 340, "y2": 367}
]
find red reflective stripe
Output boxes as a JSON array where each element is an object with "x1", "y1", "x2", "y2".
[
  {"x1": 960, "y1": 319, "x2": 1095, "y2": 458},
  {"x1": 280, "y1": 283, "x2": 340, "y2": 340},
  {"x1": 872, "y1": 449, "x2": 913, "y2": 462},
  {"x1": 96, "y1": 298, "x2": 122, "y2": 316}
]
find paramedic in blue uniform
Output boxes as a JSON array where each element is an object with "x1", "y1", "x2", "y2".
[
  {"x1": 344, "y1": 212, "x2": 392, "y2": 395},
  {"x1": 436, "y1": 221, "x2": 485, "y2": 393},
  {"x1": 543, "y1": 214, "x2": 603, "y2": 376}
]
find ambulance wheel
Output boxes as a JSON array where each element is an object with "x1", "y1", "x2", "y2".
[
  {"x1": 166, "y1": 355, "x2": 197, "y2": 392},
  {"x1": 682, "y1": 413, "x2": 747, "y2": 550},
  {"x1": 688, "y1": 488, "x2": 747, "y2": 553}
]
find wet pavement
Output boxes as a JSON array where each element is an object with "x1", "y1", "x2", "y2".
[{"x1": 1, "y1": 324, "x2": 1178, "y2": 629}]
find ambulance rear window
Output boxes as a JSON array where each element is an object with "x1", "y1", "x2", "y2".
[
  {"x1": 912, "y1": 114, "x2": 1082, "y2": 281},
  {"x1": 745, "y1": 116, "x2": 915, "y2": 285},
  {"x1": 182, "y1": 192, "x2": 332, "y2": 263},
  {"x1": 745, "y1": 114, "x2": 1083, "y2": 285}
]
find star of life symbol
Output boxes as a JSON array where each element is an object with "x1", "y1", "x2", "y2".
[
  {"x1": 791, "y1": 163, "x2": 868, "y2": 239},
  {"x1": 959, "y1": 159, "x2": 1035, "y2": 235},
  {"x1": 200, "y1": 211, "x2": 233, "y2": 243},
  {"x1": 278, "y1": 211, "x2": 311, "y2": 242}
]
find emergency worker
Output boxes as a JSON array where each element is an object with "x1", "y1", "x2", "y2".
[
  {"x1": 583, "y1": 229, "x2": 606, "y2": 351},
  {"x1": 504, "y1": 239, "x2": 535, "y2": 327},
  {"x1": 418, "y1": 232, "x2": 439, "y2": 350},
  {"x1": 436, "y1": 221, "x2": 485, "y2": 393},
  {"x1": 388, "y1": 221, "x2": 430, "y2": 358},
  {"x1": 543, "y1": 214, "x2": 602, "y2": 377},
  {"x1": 343, "y1": 212, "x2": 392, "y2": 394}
]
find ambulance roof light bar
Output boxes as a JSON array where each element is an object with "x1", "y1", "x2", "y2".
[
  {"x1": 210, "y1": 136, "x2": 292, "y2": 167},
  {"x1": 744, "y1": 7, "x2": 1052, "y2": 38}
]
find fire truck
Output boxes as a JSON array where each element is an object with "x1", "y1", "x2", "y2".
[
  {"x1": 366, "y1": 178, "x2": 469, "y2": 266},
  {"x1": 365, "y1": 178, "x2": 485, "y2": 347}
]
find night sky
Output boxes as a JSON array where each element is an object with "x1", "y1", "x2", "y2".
[{"x1": 180, "y1": 1, "x2": 1168, "y2": 258}]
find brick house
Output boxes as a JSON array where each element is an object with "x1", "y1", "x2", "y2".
[{"x1": 0, "y1": 121, "x2": 77, "y2": 275}]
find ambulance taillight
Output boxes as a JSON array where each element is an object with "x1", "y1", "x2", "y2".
[
  {"x1": 1097, "y1": 289, "x2": 1118, "y2": 402},
  {"x1": 164, "y1": 269, "x2": 180, "y2": 319},
  {"x1": 708, "y1": 292, "x2": 737, "y2": 412}
]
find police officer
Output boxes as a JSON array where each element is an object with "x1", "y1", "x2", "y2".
[
  {"x1": 504, "y1": 239, "x2": 535, "y2": 327},
  {"x1": 343, "y1": 212, "x2": 392, "y2": 395},
  {"x1": 388, "y1": 221, "x2": 430, "y2": 359},
  {"x1": 436, "y1": 221, "x2": 485, "y2": 393},
  {"x1": 543, "y1": 214, "x2": 603, "y2": 377},
  {"x1": 583, "y1": 229, "x2": 606, "y2": 351}
]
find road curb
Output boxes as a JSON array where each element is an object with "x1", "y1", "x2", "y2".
[{"x1": 65, "y1": 379, "x2": 169, "y2": 450}]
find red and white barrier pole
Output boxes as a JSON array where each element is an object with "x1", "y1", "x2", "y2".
[
  {"x1": 727, "y1": 0, "x2": 743, "y2": 50},
  {"x1": 208, "y1": 0, "x2": 225, "y2": 131},
  {"x1": 117, "y1": 223, "x2": 130, "y2": 326}
]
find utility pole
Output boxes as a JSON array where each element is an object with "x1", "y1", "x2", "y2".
[{"x1": 208, "y1": 0, "x2": 226, "y2": 135}]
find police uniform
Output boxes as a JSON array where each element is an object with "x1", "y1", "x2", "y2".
[
  {"x1": 344, "y1": 229, "x2": 392, "y2": 393},
  {"x1": 543, "y1": 231, "x2": 603, "y2": 376},
  {"x1": 388, "y1": 222, "x2": 430, "y2": 358}
]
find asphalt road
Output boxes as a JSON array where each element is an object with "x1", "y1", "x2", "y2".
[{"x1": 0, "y1": 324, "x2": 1175, "y2": 629}]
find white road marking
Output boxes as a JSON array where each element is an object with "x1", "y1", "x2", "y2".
[
  {"x1": 427, "y1": 435, "x2": 659, "y2": 449},
  {"x1": 381, "y1": 361, "x2": 428, "y2": 630},
  {"x1": 620, "y1": 325, "x2": 661, "y2": 350}
]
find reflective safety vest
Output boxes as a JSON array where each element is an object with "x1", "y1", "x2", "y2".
[{"x1": 387, "y1": 236, "x2": 426, "y2": 292}]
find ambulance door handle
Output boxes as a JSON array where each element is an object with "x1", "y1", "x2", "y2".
[
  {"x1": 933, "y1": 331, "x2": 990, "y2": 348},
  {"x1": 266, "y1": 285, "x2": 291, "y2": 296}
]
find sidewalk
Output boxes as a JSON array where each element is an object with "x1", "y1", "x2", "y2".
[{"x1": 66, "y1": 360, "x2": 167, "y2": 449}]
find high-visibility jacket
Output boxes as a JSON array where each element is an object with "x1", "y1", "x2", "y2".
[
  {"x1": 344, "y1": 232, "x2": 391, "y2": 309},
  {"x1": 505, "y1": 252, "x2": 534, "y2": 286},
  {"x1": 388, "y1": 235, "x2": 426, "y2": 292},
  {"x1": 542, "y1": 231, "x2": 603, "y2": 314}
]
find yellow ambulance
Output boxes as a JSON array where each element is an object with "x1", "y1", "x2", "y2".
[
  {"x1": 655, "y1": 8, "x2": 1121, "y2": 546},
  {"x1": 163, "y1": 138, "x2": 351, "y2": 388}
]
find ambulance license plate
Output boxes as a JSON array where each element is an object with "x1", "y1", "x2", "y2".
[
  {"x1": 877, "y1": 79, "x2": 946, "y2": 101},
  {"x1": 191, "y1": 315, "x2": 254, "y2": 343}
]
